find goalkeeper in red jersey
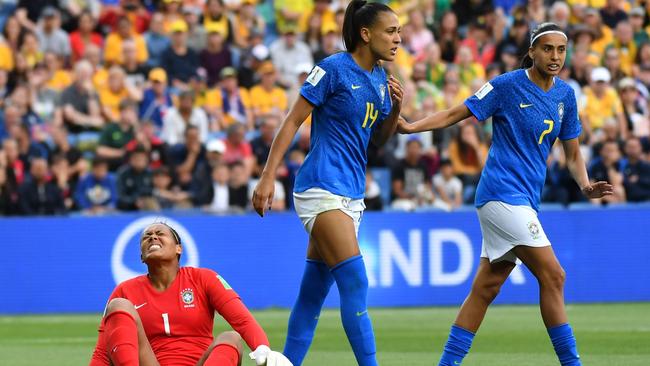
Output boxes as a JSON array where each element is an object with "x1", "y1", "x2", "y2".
[{"x1": 89, "y1": 222, "x2": 292, "y2": 366}]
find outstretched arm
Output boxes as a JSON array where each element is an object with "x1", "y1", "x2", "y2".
[
  {"x1": 398, "y1": 103, "x2": 473, "y2": 134},
  {"x1": 561, "y1": 138, "x2": 613, "y2": 198}
]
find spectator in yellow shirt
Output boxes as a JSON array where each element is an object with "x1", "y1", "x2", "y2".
[
  {"x1": 607, "y1": 20, "x2": 636, "y2": 75},
  {"x1": 456, "y1": 44, "x2": 485, "y2": 87},
  {"x1": 205, "y1": 67, "x2": 253, "y2": 130},
  {"x1": 43, "y1": 52, "x2": 72, "y2": 91},
  {"x1": 103, "y1": 16, "x2": 148, "y2": 66},
  {"x1": 579, "y1": 67, "x2": 628, "y2": 140},
  {"x1": 83, "y1": 44, "x2": 109, "y2": 90},
  {"x1": 584, "y1": 8, "x2": 614, "y2": 56},
  {"x1": 249, "y1": 62, "x2": 288, "y2": 121},
  {"x1": 603, "y1": 46, "x2": 628, "y2": 84},
  {"x1": 99, "y1": 66, "x2": 143, "y2": 122}
]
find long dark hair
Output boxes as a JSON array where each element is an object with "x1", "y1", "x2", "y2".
[
  {"x1": 520, "y1": 22, "x2": 565, "y2": 68},
  {"x1": 342, "y1": 0, "x2": 394, "y2": 52}
]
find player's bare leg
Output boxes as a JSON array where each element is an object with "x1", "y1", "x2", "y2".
[
  {"x1": 512, "y1": 245, "x2": 568, "y2": 327},
  {"x1": 103, "y1": 298, "x2": 159, "y2": 366},
  {"x1": 196, "y1": 331, "x2": 244, "y2": 366},
  {"x1": 454, "y1": 258, "x2": 516, "y2": 332},
  {"x1": 311, "y1": 209, "x2": 378, "y2": 366}
]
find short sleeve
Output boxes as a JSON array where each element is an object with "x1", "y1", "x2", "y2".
[
  {"x1": 300, "y1": 62, "x2": 335, "y2": 107},
  {"x1": 464, "y1": 78, "x2": 502, "y2": 121},
  {"x1": 199, "y1": 268, "x2": 240, "y2": 313},
  {"x1": 559, "y1": 89, "x2": 582, "y2": 141}
]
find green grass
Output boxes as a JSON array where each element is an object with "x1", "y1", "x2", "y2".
[{"x1": 1, "y1": 303, "x2": 649, "y2": 365}]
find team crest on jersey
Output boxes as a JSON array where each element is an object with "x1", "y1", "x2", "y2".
[
  {"x1": 181, "y1": 288, "x2": 194, "y2": 305},
  {"x1": 527, "y1": 221, "x2": 541, "y2": 240},
  {"x1": 558, "y1": 103, "x2": 564, "y2": 123},
  {"x1": 379, "y1": 84, "x2": 386, "y2": 104}
]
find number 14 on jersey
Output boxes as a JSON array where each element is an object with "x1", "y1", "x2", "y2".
[{"x1": 362, "y1": 102, "x2": 379, "y2": 129}]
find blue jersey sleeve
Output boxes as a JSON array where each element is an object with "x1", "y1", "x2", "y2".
[
  {"x1": 300, "y1": 61, "x2": 336, "y2": 107},
  {"x1": 464, "y1": 78, "x2": 503, "y2": 121},
  {"x1": 558, "y1": 89, "x2": 582, "y2": 140}
]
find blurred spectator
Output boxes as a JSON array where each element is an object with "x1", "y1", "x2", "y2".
[
  {"x1": 459, "y1": 20, "x2": 496, "y2": 68},
  {"x1": 4, "y1": 15, "x2": 22, "y2": 51},
  {"x1": 144, "y1": 12, "x2": 170, "y2": 69},
  {"x1": 98, "y1": 0, "x2": 150, "y2": 35},
  {"x1": 152, "y1": 165, "x2": 191, "y2": 209},
  {"x1": 42, "y1": 51, "x2": 72, "y2": 91},
  {"x1": 629, "y1": 7, "x2": 648, "y2": 46},
  {"x1": 169, "y1": 125, "x2": 206, "y2": 190},
  {"x1": 200, "y1": 24, "x2": 232, "y2": 88},
  {"x1": 104, "y1": 16, "x2": 148, "y2": 66},
  {"x1": 204, "y1": 162, "x2": 230, "y2": 213},
  {"x1": 28, "y1": 64, "x2": 61, "y2": 126},
  {"x1": 548, "y1": 2, "x2": 570, "y2": 33},
  {"x1": 456, "y1": 44, "x2": 486, "y2": 86},
  {"x1": 448, "y1": 122, "x2": 487, "y2": 203},
  {"x1": 99, "y1": 65, "x2": 142, "y2": 122},
  {"x1": 270, "y1": 22, "x2": 313, "y2": 89},
  {"x1": 408, "y1": 9, "x2": 434, "y2": 58},
  {"x1": 433, "y1": 159, "x2": 463, "y2": 211},
  {"x1": 608, "y1": 20, "x2": 636, "y2": 76},
  {"x1": 122, "y1": 40, "x2": 148, "y2": 89},
  {"x1": 161, "y1": 19, "x2": 199, "y2": 88},
  {"x1": 579, "y1": 67, "x2": 627, "y2": 141},
  {"x1": 182, "y1": 5, "x2": 206, "y2": 52},
  {"x1": 49, "y1": 126, "x2": 86, "y2": 181},
  {"x1": 69, "y1": 10, "x2": 103, "y2": 63},
  {"x1": 618, "y1": 77, "x2": 650, "y2": 144},
  {"x1": 36, "y1": 6, "x2": 71, "y2": 59},
  {"x1": 391, "y1": 138, "x2": 434, "y2": 211},
  {"x1": 116, "y1": 145, "x2": 154, "y2": 211},
  {"x1": 20, "y1": 30, "x2": 43, "y2": 69},
  {"x1": 50, "y1": 152, "x2": 74, "y2": 210},
  {"x1": 96, "y1": 99, "x2": 138, "y2": 170},
  {"x1": 205, "y1": 67, "x2": 253, "y2": 130},
  {"x1": 622, "y1": 137, "x2": 650, "y2": 202},
  {"x1": 451, "y1": 0, "x2": 493, "y2": 29},
  {"x1": 2, "y1": 138, "x2": 24, "y2": 185},
  {"x1": 161, "y1": 90, "x2": 209, "y2": 145},
  {"x1": 251, "y1": 114, "x2": 279, "y2": 177},
  {"x1": 223, "y1": 123, "x2": 253, "y2": 177},
  {"x1": 249, "y1": 62, "x2": 288, "y2": 120},
  {"x1": 228, "y1": 161, "x2": 249, "y2": 212},
  {"x1": 600, "y1": 0, "x2": 628, "y2": 29},
  {"x1": 203, "y1": 0, "x2": 234, "y2": 44},
  {"x1": 18, "y1": 157, "x2": 64, "y2": 215},
  {"x1": 75, "y1": 157, "x2": 117, "y2": 215},
  {"x1": 238, "y1": 42, "x2": 269, "y2": 89},
  {"x1": 191, "y1": 137, "x2": 225, "y2": 206},
  {"x1": 12, "y1": 122, "x2": 48, "y2": 168},
  {"x1": 59, "y1": 60, "x2": 104, "y2": 133},
  {"x1": 313, "y1": 21, "x2": 341, "y2": 63},
  {"x1": 125, "y1": 120, "x2": 168, "y2": 170},
  {"x1": 589, "y1": 140, "x2": 626, "y2": 204},
  {"x1": 364, "y1": 170, "x2": 383, "y2": 211},
  {"x1": 0, "y1": 147, "x2": 21, "y2": 215},
  {"x1": 232, "y1": 0, "x2": 265, "y2": 49},
  {"x1": 139, "y1": 67, "x2": 173, "y2": 130}
]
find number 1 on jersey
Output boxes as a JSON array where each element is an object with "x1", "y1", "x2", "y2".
[
  {"x1": 162, "y1": 313, "x2": 171, "y2": 336},
  {"x1": 538, "y1": 119, "x2": 554, "y2": 144},
  {"x1": 362, "y1": 102, "x2": 378, "y2": 128}
]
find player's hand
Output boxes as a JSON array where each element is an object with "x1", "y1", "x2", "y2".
[
  {"x1": 388, "y1": 75, "x2": 403, "y2": 109},
  {"x1": 581, "y1": 181, "x2": 614, "y2": 199},
  {"x1": 396, "y1": 116, "x2": 412, "y2": 134},
  {"x1": 249, "y1": 345, "x2": 293, "y2": 366},
  {"x1": 252, "y1": 174, "x2": 275, "y2": 217}
]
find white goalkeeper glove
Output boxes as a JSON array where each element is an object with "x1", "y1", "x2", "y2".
[{"x1": 249, "y1": 345, "x2": 293, "y2": 366}]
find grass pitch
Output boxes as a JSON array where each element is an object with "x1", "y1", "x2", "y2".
[{"x1": 1, "y1": 303, "x2": 648, "y2": 365}]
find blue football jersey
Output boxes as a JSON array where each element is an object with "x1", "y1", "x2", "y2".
[
  {"x1": 294, "y1": 52, "x2": 392, "y2": 199},
  {"x1": 464, "y1": 69, "x2": 581, "y2": 211}
]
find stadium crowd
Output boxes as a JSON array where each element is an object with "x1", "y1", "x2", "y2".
[{"x1": 0, "y1": 0, "x2": 649, "y2": 216}]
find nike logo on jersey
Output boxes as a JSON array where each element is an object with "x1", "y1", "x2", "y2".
[
  {"x1": 356, "y1": 310, "x2": 368, "y2": 317},
  {"x1": 520, "y1": 103, "x2": 533, "y2": 108},
  {"x1": 134, "y1": 302, "x2": 147, "y2": 309},
  {"x1": 351, "y1": 84, "x2": 362, "y2": 90}
]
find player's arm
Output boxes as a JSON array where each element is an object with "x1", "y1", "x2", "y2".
[
  {"x1": 398, "y1": 103, "x2": 473, "y2": 134},
  {"x1": 372, "y1": 75, "x2": 403, "y2": 147},
  {"x1": 253, "y1": 96, "x2": 313, "y2": 216},
  {"x1": 561, "y1": 138, "x2": 613, "y2": 199}
]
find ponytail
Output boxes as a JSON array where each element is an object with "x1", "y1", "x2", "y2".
[{"x1": 342, "y1": 0, "x2": 394, "y2": 52}]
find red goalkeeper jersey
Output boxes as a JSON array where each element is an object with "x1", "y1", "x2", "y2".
[{"x1": 90, "y1": 267, "x2": 268, "y2": 365}]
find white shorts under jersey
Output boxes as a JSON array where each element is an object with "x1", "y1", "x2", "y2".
[
  {"x1": 293, "y1": 188, "x2": 365, "y2": 236},
  {"x1": 477, "y1": 201, "x2": 551, "y2": 263}
]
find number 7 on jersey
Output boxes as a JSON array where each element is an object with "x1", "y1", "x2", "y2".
[{"x1": 538, "y1": 119, "x2": 554, "y2": 144}]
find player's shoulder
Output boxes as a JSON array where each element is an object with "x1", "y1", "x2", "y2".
[
  {"x1": 553, "y1": 78, "x2": 577, "y2": 101},
  {"x1": 492, "y1": 69, "x2": 525, "y2": 87},
  {"x1": 115, "y1": 274, "x2": 148, "y2": 291},
  {"x1": 181, "y1": 266, "x2": 218, "y2": 278}
]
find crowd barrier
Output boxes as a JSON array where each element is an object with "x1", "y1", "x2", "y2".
[{"x1": 1, "y1": 206, "x2": 649, "y2": 314}]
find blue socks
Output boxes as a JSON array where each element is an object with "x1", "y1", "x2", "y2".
[
  {"x1": 332, "y1": 255, "x2": 378, "y2": 366},
  {"x1": 548, "y1": 323, "x2": 581, "y2": 366},
  {"x1": 438, "y1": 325, "x2": 475, "y2": 366},
  {"x1": 284, "y1": 260, "x2": 334, "y2": 365}
]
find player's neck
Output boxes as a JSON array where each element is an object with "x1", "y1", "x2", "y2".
[
  {"x1": 147, "y1": 264, "x2": 180, "y2": 291},
  {"x1": 526, "y1": 67, "x2": 555, "y2": 92},
  {"x1": 350, "y1": 48, "x2": 377, "y2": 72}
]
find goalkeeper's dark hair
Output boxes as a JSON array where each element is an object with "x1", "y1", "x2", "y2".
[
  {"x1": 342, "y1": 0, "x2": 394, "y2": 52},
  {"x1": 521, "y1": 22, "x2": 565, "y2": 69}
]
